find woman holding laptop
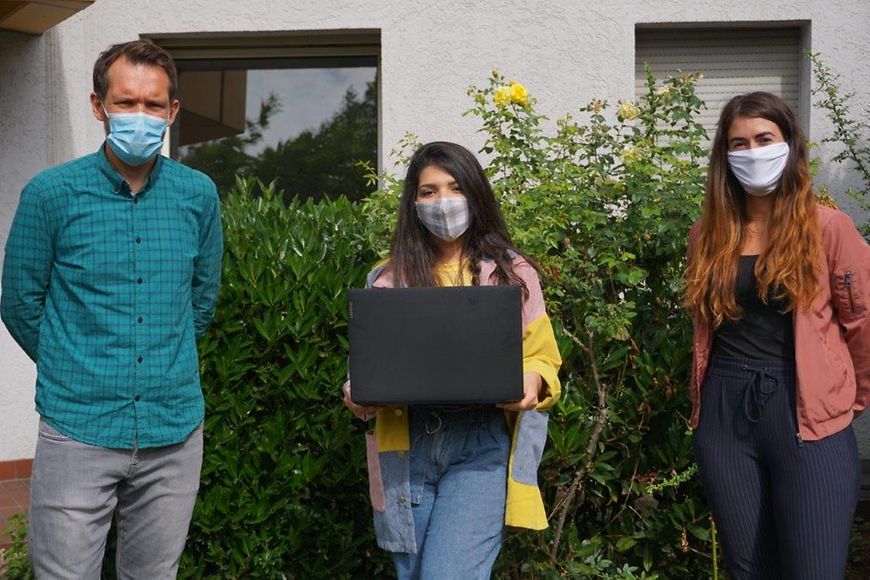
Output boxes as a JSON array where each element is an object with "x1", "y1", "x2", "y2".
[{"x1": 343, "y1": 141, "x2": 562, "y2": 579}]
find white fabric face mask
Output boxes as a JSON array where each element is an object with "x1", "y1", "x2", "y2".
[
  {"x1": 415, "y1": 196, "x2": 470, "y2": 241},
  {"x1": 727, "y1": 142, "x2": 790, "y2": 197}
]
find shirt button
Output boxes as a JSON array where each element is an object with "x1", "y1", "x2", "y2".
[
  {"x1": 135, "y1": 237, "x2": 141, "y2": 244},
  {"x1": 137, "y1": 277, "x2": 143, "y2": 284},
  {"x1": 134, "y1": 395, "x2": 141, "y2": 401},
  {"x1": 394, "y1": 409, "x2": 403, "y2": 416},
  {"x1": 133, "y1": 197, "x2": 138, "y2": 204},
  {"x1": 137, "y1": 317, "x2": 143, "y2": 323},
  {"x1": 137, "y1": 356, "x2": 143, "y2": 363}
]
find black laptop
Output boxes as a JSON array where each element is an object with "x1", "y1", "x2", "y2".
[{"x1": 348, "y1": 285, "x2": 524, "y2": 405}]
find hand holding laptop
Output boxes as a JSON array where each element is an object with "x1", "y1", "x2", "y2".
[
  {"x1": 343, "y1": 381, "x2": 380, "y2": 421},
  {"x1": 343, "y1": 371, "x2": 545, "y2": 417},
  {"x1": 497, "y1": 371, "x2": 546, "y2": 412}
]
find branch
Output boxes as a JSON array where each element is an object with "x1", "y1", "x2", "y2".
[{"x1": 549, "y1": 327, "x2": 609, "y2": 562}]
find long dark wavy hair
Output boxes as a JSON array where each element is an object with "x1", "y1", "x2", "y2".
[
  {"x1": 388, "y1": 141, "x2": 534, "y2": 294},
  {"x1": 684, "y1": 92, "x2": 820, "y2": 328}
]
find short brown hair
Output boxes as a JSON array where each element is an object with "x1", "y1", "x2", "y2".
[{"x1": 93, "y1": 40, "x2": 178, "y2": 101}]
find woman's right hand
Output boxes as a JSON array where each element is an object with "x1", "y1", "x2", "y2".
[{"x1": 342, "y1": 381, "x2": 381, "y2": 421}]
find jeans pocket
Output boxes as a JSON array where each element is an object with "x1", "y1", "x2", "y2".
[
  {"x1": 365, "y1": 432, "x2": 386, "y2": 512},
  {"x1": 38, "y1": 419, "x2": 72, "y2": 442}
]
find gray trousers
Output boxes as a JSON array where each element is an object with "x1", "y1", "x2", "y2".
[{"x1": 28, "y1": 419, "x2": 203, "y2": 579}]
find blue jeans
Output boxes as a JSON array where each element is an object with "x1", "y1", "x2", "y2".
[
  {"x1": 28, "y1": 418, "x2": 203, "y2": 579},
  {"x1": 392, "y1": 406, "x2": 511, "y2": 580}
]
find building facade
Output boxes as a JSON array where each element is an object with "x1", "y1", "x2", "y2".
[{"x1": 1, "y1": 0, "x2": 868, "y2": 463}]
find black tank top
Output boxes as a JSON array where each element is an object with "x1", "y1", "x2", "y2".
[{"x1": 711, "y1": 255, "x2": 795, "y2": 360}]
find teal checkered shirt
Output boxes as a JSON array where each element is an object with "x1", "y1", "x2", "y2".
[{"x1": 1, "y1": 145, "x2": 222, "y2": 448}]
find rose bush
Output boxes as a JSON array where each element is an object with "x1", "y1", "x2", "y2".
[{"x1": 363, "y1": 69, "x2": 711, "y2": 578}]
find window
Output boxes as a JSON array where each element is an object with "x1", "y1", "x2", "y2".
[
  {"x1": 152, "y1": 31, "x2": 380, "y2": 201},
  {"x1": 635, "y1": 25, "x2": 807, "y2": 138}
]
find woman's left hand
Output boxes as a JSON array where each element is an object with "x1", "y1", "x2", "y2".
[{"x1": 497, "y1": 371, "x2": 545, "y2": 412}]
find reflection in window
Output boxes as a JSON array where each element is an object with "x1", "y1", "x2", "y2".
[{"x1": 176, "y1": 66, "x2": 377, "y2": 202}]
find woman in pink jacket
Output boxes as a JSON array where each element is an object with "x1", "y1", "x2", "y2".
[{"x1": 684, "y1": 91, "x2": 870, "y2": 579}]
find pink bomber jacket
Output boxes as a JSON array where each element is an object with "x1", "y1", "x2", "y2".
[{"x1": 689, "y1": 206, "x2": 870, "y2": 441}]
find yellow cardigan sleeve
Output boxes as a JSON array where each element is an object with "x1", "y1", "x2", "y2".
[
  {"x1": 524, "y1": 313, "x2": 562, "y2": 410},
  {"x1": 512, "y1": 257, "x2": 562, "y2": 410}
]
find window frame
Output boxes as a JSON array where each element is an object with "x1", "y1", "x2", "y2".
[
  {"x1": 146, "y1": 30, "x2": 382, "y2": 172},
  {"x1": 634, "y1": 21, "x2": 811, "y2": 137}
]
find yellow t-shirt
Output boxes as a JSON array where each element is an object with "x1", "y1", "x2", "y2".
[{"x1": 434, "y1": 260, "x2": 469, "y2": 286}]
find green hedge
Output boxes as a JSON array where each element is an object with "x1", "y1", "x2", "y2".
[{"x1": 181, "y1": 180, "x2": 388, "y2": 577}]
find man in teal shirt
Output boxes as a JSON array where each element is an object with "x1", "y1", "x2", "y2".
[{"x1": 1, "y1": 40, "x2": 222, "y2": 577}]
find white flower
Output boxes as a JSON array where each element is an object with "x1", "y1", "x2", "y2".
[{"x1": 603, "y1": 196, "x2": 631, "y2": 221}]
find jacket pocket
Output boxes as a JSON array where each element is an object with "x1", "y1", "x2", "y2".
[
  {"x1": 365, "y1": 432, "x2": 386, "y2": 512},
  {"x1": 834, "y1": 268, "x2": 866, "y2": 322}
]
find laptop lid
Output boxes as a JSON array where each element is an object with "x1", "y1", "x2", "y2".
[{"x1": 348, "y1": 285, "x2": 524, "y2": 405}]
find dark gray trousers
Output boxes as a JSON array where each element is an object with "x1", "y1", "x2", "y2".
[{"x1": 694, "y1": 356, "x2": 860, "y2": 580}]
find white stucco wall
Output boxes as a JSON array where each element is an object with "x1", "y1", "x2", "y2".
[
  {"x1": 0, "y1": 31, "x2": 50, "y2": 462},
  {"x1": 1, "y1": 0, "x2": 868, "y2": 461}
]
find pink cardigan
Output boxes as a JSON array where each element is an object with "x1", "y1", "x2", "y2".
[{"x1": 689, "y1": 206, "x2": 870, "y2": 441}]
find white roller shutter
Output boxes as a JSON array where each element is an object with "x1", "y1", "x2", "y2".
[{"x1": 635, "y1": 28, "x2": 802, "y2": 139}]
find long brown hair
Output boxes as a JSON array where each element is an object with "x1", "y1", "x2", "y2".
[
  {"x1": 388, "y1": 141, "x2": 533, "y2": 295},
  {"x1": 684, "y1": 92, "x2": 819, "y2": 327}
]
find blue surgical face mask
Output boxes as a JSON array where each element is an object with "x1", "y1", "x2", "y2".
[{"x1": 103, "y1": 105, "x2": 169, "y2": 166}]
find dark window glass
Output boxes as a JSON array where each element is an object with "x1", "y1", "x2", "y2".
[{"x1": 175, "y1": 64, "x2": 377, "y2": 201}]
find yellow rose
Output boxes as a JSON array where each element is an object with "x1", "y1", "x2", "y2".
[
  {"x1": 622, "y1": 145, "x2": 641, "y2": 164},
  {"x1": 618, "y1": 100, "x2": 639, "y2": 120},
  {"x1": 494, "y1": 86, "x2": 511, "y2": 107},
  {"x1": 509, "y1": 81, "x2": 528, "y2": 105},
  {"x1": 592, "y1": 99, "x2": 604, "y2": 113}
]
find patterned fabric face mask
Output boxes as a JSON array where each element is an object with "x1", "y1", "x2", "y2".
[{"x1": 415, "y1": 196, "x2": 471, "y2": 241}]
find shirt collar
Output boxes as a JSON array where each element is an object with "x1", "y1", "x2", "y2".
[{"x1": 97, "y1": 142, "x2": 164, "y2": 196}]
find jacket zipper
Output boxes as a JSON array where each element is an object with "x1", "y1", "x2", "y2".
[
  {"x1": 792, "y1": 313, "x2": 804, "y2": 448},
  {"x1": 845, "y1": 271, "x2": 856, "y2": 314}
]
